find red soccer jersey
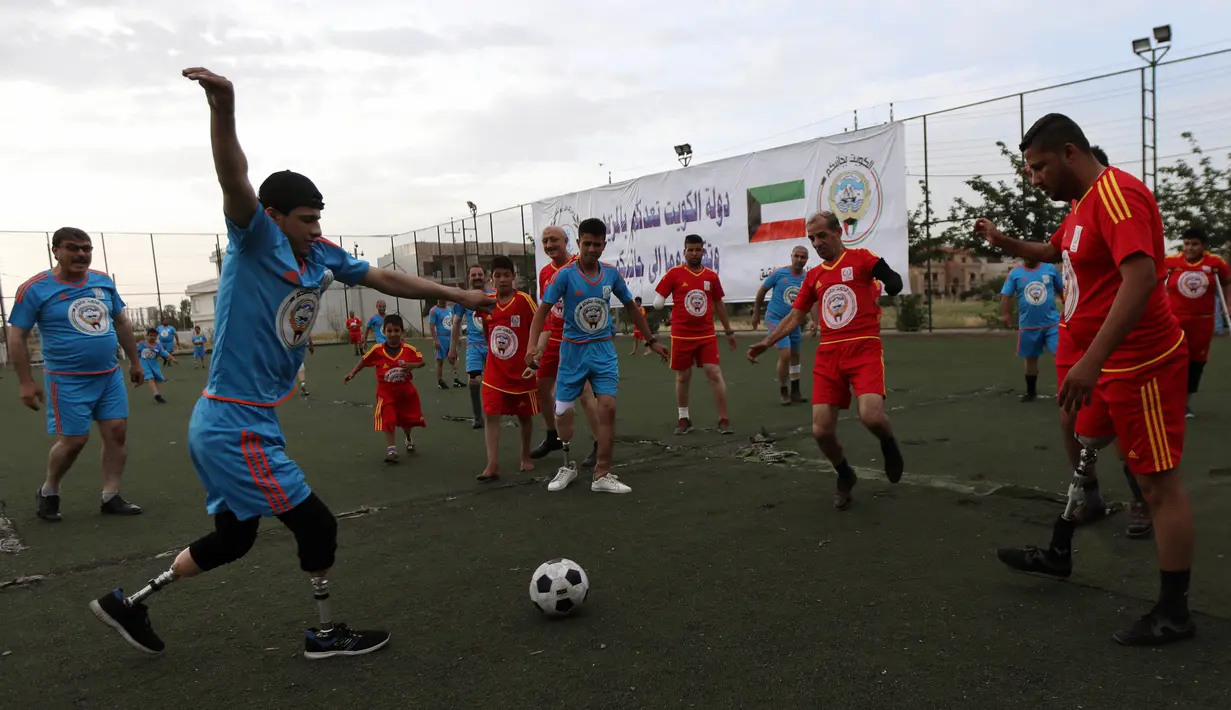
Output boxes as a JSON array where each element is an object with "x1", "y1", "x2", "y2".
[
  {"x1": 1048, "y1": 167, "x2": 1183, "y2": 371},
  {"x1": 480, "y1": 290, "x2": 538, "y2": 394},
  {"x1": 361, "y1": 342, "x2": 423, "y2": 399},
  {"x1": 1165, "y1": 252, "x2": 1230, "y2": 318},
  {"x1": 792, "y1": 248, "x2": 883, "y2": 343},
  {"x1": 655, "y1": 265, "x2": 724, "y2": 340},
  {"x1": 346, "y1": 317, "x2": 362, "y2": 334},
  {"x1": 539, "y1": 256, "x2": 577, "y2": 342}
]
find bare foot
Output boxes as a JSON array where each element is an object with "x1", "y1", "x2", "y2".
[
  {"x1": 476, "y1": 467, "x2": 499, "y2": 482},
  {"x1": 519, "y1": 459, "x2": 534, "y2": 472}
]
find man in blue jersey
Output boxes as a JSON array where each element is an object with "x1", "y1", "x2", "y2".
[
  {"x1": 427, "y1": 298, "x2": 464, "y2": 390},
  {"x1": 156, "y1": 318, "x2": 179, "y2": 365},
  {"x1": 363, "y1": 301, "x2": 387, "y2": 347},
  {"x1": 449, "y1": 265, "x2": 496, "y2": 429},
  {"x1": 751, "y1": 245, "x2": 810, "y2": 405},
  {"x1": 191, "y1": 326, "x2": 208, "y2": 369},
  {"x1": 1000, "y1": 259, "x2": 1062, "y2": 402},
  {"x1": 528, "y1": 217, "x2": 667, "y2": 494},
  {"x1": 88, "y1": 66, "x2": 494, "y2": 660},
  {"x1": 7, "y1": 227, "x2": 146, "y2": 522}
]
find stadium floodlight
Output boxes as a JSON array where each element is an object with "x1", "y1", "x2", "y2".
[
  {"x1": 674, "y1": 143, "x2": 693, "y2": 167},
  {"x1": 1154, "y1": 25, "x2": 1171, "y2": 44},
  {"x1": 466, "y1": 201, "x2": 477, "y2": 218},
  {"x1": 1132, "y1": 37, "x2": 1152, "y2": 55}
]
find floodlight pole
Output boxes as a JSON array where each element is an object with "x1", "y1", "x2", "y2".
[{"x1": 1135, "y1": 29, "x2": 1171, "y2": 191}]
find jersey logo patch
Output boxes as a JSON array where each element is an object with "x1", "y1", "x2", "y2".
[
  {"x1": 703, "y1": 281, "x2": 711, "y2": 291},
  {"x1": 684, "y1": 289, "x2": 708, "y2": 317},
  {"x1": 784, "y1": 285, "x2": 801, "y2": 304},
  {"x1": 573, "y1": 297, "x2": 610, "y2": 334},
  {"x1": 821, "y1": 284, "x2": 857, "y2": 329},
  {"x1": 1023, "y1": 281, "x2": 1049, "y2": 306},
  {"x1": 511, "y1": 315, "x2": 521, "y2": 328},
  {"x1": 490, "y1": 325, "x2": 519, "y2": 359},
  {"x1": 442, "y1": 315, "x2": 453, "y2": 329},
  {"x1": 841, "y1": 267, "x2": 854, "y2": 282},
  {"x1": 1061, "y1": 251, "x2": 1078, "y2": 322},
  {"x1": 276, "y1": 288, "x2": 319, "y2": 349},
  {"x1": 1069, "y1": 225, "x2": 1083, "y2": 253},
  {"x1": 1177, "y1": 270, "x2": 1209, "y2": 299},
  {"x1": 67, "y1": 297, "x2": 112, "y2": 336}
]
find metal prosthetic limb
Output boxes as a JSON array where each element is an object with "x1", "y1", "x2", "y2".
[{"x1": 1061, "y1": 447, "x2": 1099, "y2": 521}]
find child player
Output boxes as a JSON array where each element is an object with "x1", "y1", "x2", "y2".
[
  {"x1": 137, "y1": 328, "x2": 175, "y2": 403},
  {"x1": 344, "y1": 314, "x2": 426, "y2": 463},
  {"x1": 191, "y1": 326, "x2": 208, "y2": 368},
  {"x1": 475, "y1": 255, "x2": 540, "y2": 481},
  {"x1": 1164, "y1": 227, "x2": 1230, "y2": 418}
]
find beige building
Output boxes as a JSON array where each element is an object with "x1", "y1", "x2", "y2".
[{"x1": 908, "y1": 247, "x2": 1015, "y2": 298}]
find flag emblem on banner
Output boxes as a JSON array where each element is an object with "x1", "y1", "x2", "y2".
[{"x1": 747, "y1": 180, "x2": 806, "y2": 243}]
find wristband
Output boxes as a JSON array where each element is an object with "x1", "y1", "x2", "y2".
[{"x1": 528, "y1": 362, "x2": 539, "y2": 370}]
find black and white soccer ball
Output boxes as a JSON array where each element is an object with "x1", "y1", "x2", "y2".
[{"x1": 529, "y1": 558, "x2": 589, "y2": 617}]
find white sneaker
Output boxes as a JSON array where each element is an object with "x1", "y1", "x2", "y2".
[
  {"x1": 591, "y1": 474, "x2": 631, "y2": 494},
  {"x1": 547, "y1": 464, "x2": 578, "y2": 492}
]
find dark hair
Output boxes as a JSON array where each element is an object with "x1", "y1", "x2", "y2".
[
  {"x1": 468, "y1": 263, "x2": 485, "y2": 274},
  {"x1": 1090, "y1": 145, "x2": 1109, "y2": 167},
  {"x1": 634, "y1": 296, "x2": 642, "y2": 303},
  {"x1": 1182, "y1": 228, "x2": 1208, "y2": 244},
  {"x1": 578, "y1": 218, "x2": 607, "y2": 240},
  {"x1": 383, "y1": 313, "x2": 405, "y2": 330},
  {"x1": 145, "y1": 327, "x2": 158, "y2": 335},
  {"x1": 258, "y1": 170, "x2": 324, "y2": 215},
  {"x1": 684, "y1": 233, "x2": 704, "y2": 246},
  {"x1": 810, "y1": 211, "x2": 841, "y2": 232},
  {"x1": 52, "y1": 227, "x2": 91, "y2": 248},
  {"x1": 1019, "y1": 113, "x2": 1091, "y2": 154},
  {"x1": 490, "y1": 255, "x2": 516, "y2": 273}
]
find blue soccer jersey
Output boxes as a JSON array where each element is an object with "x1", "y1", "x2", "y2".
[
  {"x1": 542, "y1": 262, "x2": 633, "y2": 344},
  {"x1": 1001, "y1": 263, "x2": 1062, "y2": 330},
  {"x1": 10, "y1": 270, "x2": 126, "y2": 374},
  {"x1": 366, "y1": 313, "x2": 386, "y2": 344},
  {"x1": 428, "y1": 306, "x2": 453, "y2": 339},
  {"x1": 453, "y1": 290, "x2": 496, "y2": 347},
  {"x1": 192, "y1": 334, "x2": 207, "y2": 349},
  {"x1": 205, "y1": 207, "x2": 370, "y2": 405},
  {"x1": 762, "y1": 267, "x2": 807, "y2": 321},
  {"x1": 157, "y1": 324, "x2": 177, "y2": 347}
]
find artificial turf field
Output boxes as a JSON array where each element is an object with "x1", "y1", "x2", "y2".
[{"x1": 1, "y1": 334, "x2": 1230, "y2": 709}]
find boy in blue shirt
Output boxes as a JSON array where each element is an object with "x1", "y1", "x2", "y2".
[
  {"x1": 427, "y1": 298, "x2": 464, "y2": 389},
  {"x1": 363, "y1": 302, "x2": 387, "y2": 346},
  {"x1": 1000, "y1": 259, "x2": 1062, "y2": 402},
  {"x1": 752, "y1": 245, "x2": 810, "y2": 405},
  {"x1": 191, "y1": 326, "x2": 208, "y2": 368},
  {"x1": 137, "y1": 328, "x2": 176, "y2": 403},
  {"x1": 156, "y1": 319, "x2": 178, "y2": 365},
  {"x1": 449, "y1": 265, "x2": 496, "y2": 428},
  {"x1": 528, "y1": 217, "x2": 667, "y2": 494}
]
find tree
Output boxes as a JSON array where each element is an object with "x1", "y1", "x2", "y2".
[
  {"x1": 1154, "y1": 132, "x2": 1231, "y2": 250},
  {"x1": 907, "y1": 179, "x2": 945, "y2": 266},
  {"x1": 179, "y1": 298, "x2": 193, "y2": 329}
]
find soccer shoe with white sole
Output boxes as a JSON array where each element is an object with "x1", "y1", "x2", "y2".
[
  {"x1": 996, "y1": 545, "x2": 1072, "y2": 578},
  {"x1": 303, "y1": 624, "x2": 391, "y2": 659},
  {"x1": 547, "y1": 464, "x2": 578, "y2": 492},
  {"x1": 90, "y1": 589, "x2": 165, "y2": 654},
  {"x1": 591, "y1": 473, "x2": 631, "y2": 494},
  {"x1": 100, "y1": 495, "x2": 143, "y2": 516},
  {"x1": 384, "y1": 448, "x2": 398, "y2": 464},
  {"x1": 1112, "y1": 605, "x2": 1196, "y2": 646}
]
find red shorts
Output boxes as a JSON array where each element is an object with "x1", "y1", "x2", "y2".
[
  {"x1": 349, "y1": 331, "x2": 362, "y2": 344},
  {"x1": 374, "y1": 390, "x2": 425, "y2": 432},
  {"x1": 1177, "y1": 315, "x2": 1214, "y2": 363},
  {"x1": 538, "y1": 338, "x2": 562, "y2": 380},
  {"x1": 482, "y1": 386, "x2": 540, "y2": 417},
  {"x1": 1055, "y1": 360, "x2": 1114, "y2": 439},
  {"x1": 633, "y1": 329, "x2": 645, "y2": 341},
  {"x1": 812, "y1": 337, "x2": 885, "y2": 409},
  {"x1": 670, "y1": 336, "x2": 720, "y2": 371},
  {"x1": 1068, "y1": 346, "x2": 1188, "y2": 475}
]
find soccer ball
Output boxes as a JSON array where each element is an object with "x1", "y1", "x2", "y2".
[{"x1": 529, "y1": 558, "x2": 589, "y2": 616}]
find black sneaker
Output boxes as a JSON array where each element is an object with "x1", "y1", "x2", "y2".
[
  {"x1": 303, "y1": 623, "x2": 391, "y2": 659},
  {"x1": 531, "y1": 436, "x2": 563, "y2": 459},
  {"x1": 471, "y1": 418, "x2": 484, "y2": 430},
  {"x1": 452, "y1": 379, "x2": 466, "y2": 388},
  {"x1": 100, "y1": 495, "x2": 143, "y2": 516},
  {"x1": 581, "y1": 443, "x2": 598, "y2": 469},
  {"x1": 154, "y1": 394, "x2": 167, "y2": 403},
  {"x1": 36, "y1": 488, "x2": 62, "y2": 522},
  {"x1": 89, "y1": 589, "x2": 165, "y2": 654},
  {"x1": 881, "y1": 439, "x2": 904, "y2": 484},
  {"x1": 1113, "y1": 605, "x2": 1196, "y2": 646},
  {"x1": 996, "y1": 545, "x2": 1072, "y2": 578},
  {"x1": 437, "y1": 380, "x2": 448, "y2": 390},
  {"x1": 1020, "y1": 392, "x2": 1037, "y2": 403}
]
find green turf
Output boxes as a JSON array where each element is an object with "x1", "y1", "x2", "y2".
[{"x1": 2, "y1": 336, "x2": 1230, "y2": 708}]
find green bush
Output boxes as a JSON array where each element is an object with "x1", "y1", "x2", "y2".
[{"x1": 895, "y1": 295, "x2": 925, "y2": 332}]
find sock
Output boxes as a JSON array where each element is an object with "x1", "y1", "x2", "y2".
[
  {"x1": 790, "y1": 378, "x2": 801, "y2": 393},
  {"x1": 125, "y1": 566, "x2": 177, "y2": 606},
  {"x1": 546, "y1": 429, "x2": 558, "y2": 443},
  {"x1": 102, "y1": 491, "x2": 119, "y2": 503},
  {"x1": 1159, "y1": 569, "x2": 1191, "y2": 611},
  {"x1": 1187, "y1": 361, "x2": 1205, "y2": 394},
  {"x1": 678, "y1": 407, "x2": 690, "y2": 419},
  {"x1": 311, "y1": 577, "x2": 333, "y2": 633},
  {"x1": 780, "y1": 385, "x2": 789, "y2": 396},
  {"x1": 1049, "y1": 515, "x2": 1076, "y2": 556},
  {"x1": 387, "y1": 445, "x2": 396, "y2": 453},
  {"x1": 1080, "y1": 477, "x2": 1103, "y2": 508},
  {"x1": 40, "y1": 483, "x2": 59, "y2": 497},
  {"x1": 1123, "y1": 464, "x2": 1146, "y2": 504},
  {"x1": 469, "y1": 383, "x2": 483, "y2": 419},
  {"x1": 1025, "y1": 375, "x2": 1038, "y2": 395},
  {"x1": 835, "y1": 458, "x2": 857, "y2": 485}
]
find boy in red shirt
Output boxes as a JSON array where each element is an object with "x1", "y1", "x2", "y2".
[
  {"x1": 344, "y1": 314, "x2": 427, "y2": 463},
  {"x1": 1164, "y1": 227, "x2": 1230, "y2": 417},
  {"x1": 476, "y1": 255, "x2": 540, "y2": 481},
  {"x1": 977, "y1": 113, "x2": 1195, "y2": 645},
  {"x1": 345, "y1": 311, "x2": 363, "y2": 355},
  {"x1": 654, "y1": 234, "x2": 737, "y2": 435},
  {"x1": 748, "y1": 211, "x2": 905, "y2": 511}
]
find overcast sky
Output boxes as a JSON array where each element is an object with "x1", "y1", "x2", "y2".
[{"x1": 2, "y1": 0, "x2": 1229, "y2": 309}]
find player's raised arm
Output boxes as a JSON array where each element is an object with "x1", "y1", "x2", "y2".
[
  {"x1": 974, "y1": 218, "x2": 1061, "y2": 264},
  {"x1": 361, "y1": 268, "x2": 493, "y2": 313},
  {"x1": 870, "y1": 258, "x2": 904, "y2": 296},
  {"x1": 182, "y1": 67, "x2": 258, "y2": 227}
]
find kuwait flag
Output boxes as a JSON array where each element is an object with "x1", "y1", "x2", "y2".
[{"x1": 747, "y1": 180, "x2": 806, "y2": 243}]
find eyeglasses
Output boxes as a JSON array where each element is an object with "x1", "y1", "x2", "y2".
[{"x1": 58, "y1": 244, "x2": 94, "y2": 253}]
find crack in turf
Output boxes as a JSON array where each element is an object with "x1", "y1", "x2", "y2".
[{"x1": 0, "y1": 501, "x2": 28, "y2": 555}]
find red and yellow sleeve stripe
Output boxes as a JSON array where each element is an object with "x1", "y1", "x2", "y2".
[{"x1": 1095, "y1": 171, "x2": 1133, "y2": 224}]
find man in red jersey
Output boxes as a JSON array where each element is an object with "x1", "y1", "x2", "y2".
[
  {"x1": 655, "y1": 234, "x2": 737, "y2": 435},
  {"x1": 978, "y1": 113, "x2": 1194, "y2": 646},
  {"x1": 1165, "y1": 227, "x2": 1229, "y2": 418},
  {"x1": 345, "y1": 311, "x2": 363, "y2": 355},
  {"x1": 475, "y1": 256, "x2": 540, "y2": 482},
  {"x1": 748, "y1": 211, "x2": 905, "y2": 511},
  {"x1": 529, "y1": 225, "x2": 600, "y2": 469}
]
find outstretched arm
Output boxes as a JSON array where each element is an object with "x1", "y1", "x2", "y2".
[
  {"x1": 362, "y1": 268, "x2": 490, "y2": 312},
  {"x1": 974, "y1": 219, "x2": 1061, "y2": 264},
  {"x1": 182, "y1": 68, "x2": 258, "y2": 227}
]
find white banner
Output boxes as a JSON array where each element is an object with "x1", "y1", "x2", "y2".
[{"x1": 531, "y1": 122, "x2": 909, "y2": 303}]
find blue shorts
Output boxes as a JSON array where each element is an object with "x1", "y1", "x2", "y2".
[
  {"x1": 188, "y1": 397, "x2": 312, "y2": 520},
  {"x1": 1018, "y1": 325, "x2": 1059, "y2": 359},
  {"x1": 766, "y1": 316, "x2": 801, "y2": 350},
  {"x1": 158, "y1": 340, "x2": 175, "y2": 355},
  {"x1": 140, "y1": 360, "x2": 167, "y2": 383},
  {"x1": 556, "y1": 339, "x2": 619, "y2": 402},
  {"x1": 193, "y1": 347, "x2": 206, "y2": 359},
  {"x1": 434, "y1": 337, "x2": 449, "y2": 361},
  {"x1": 466, "y1": 345, "x2": 489, "y2": 375},
  {"x1": 45, "y1": 368, "x2": 129, "y2": 437}
]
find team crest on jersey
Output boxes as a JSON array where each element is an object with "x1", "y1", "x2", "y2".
[
  {"x1": 703, "y1": 281, "x2": 711, "y2": 291},
  {"x1": 821, "y1": 284, "x2": 857, "y2": 329},
  {"x1": 573, "y1": 297, "x2": 610, "y2": 334},
  {"x1": 684, "y1": 289, "x2": 708, "y2": 317},
  {"x1": 92, "y1": 287, "x2": 107, "y2": 300},
  {"x1": 1060, "y1": 252, "x2": 1078, "y2": 322},
  {"x1": 472, "y1": 311, "x2": 484, "y2": 330},
  {"x1": 550, "y1": 302, "x2": 564, "y2": 320},
  {"x1": 1042, "y1": 274, "x2": 1051, "y2": 284},
  {"x1": 511, "y1": 315, "x2": 521, "y2": 328},
  {"x1": 319, "y1": 268, "x2": 334, "y2": 292},
  {"x1": 67, "y1": 297, "x2": 112, "y2": 335},
  {"x1": 442, "y1": 314, "x2": 453, "y2": 329},
  {"x1": 1023, "y1": 281, "x2": 1049, "y2": 306},
  {"x1": 1202, "y1": 265, "x2": 1212, "y2": 273},
  {"x1": 602, "y1": 285, "x2": 612, "y2": 299},
  {"x1": 1177, "y1": 270, "x2": 1209, "y2": 299},
  {"x1": 491, "y1": 325, "x2": 518, "y2": 359},
  {"x1": 276, "y1": 288, "x2": 319, "y2": 348},
  {"x1": 784, "y1": 285, "x2": 801, "y2": 304},
  {"x1": 841, "y1": 267, "x2": 854, "y2": 282},
  {"x1": 384, "y1": 366, "x2": 407, "y2": 383}
]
